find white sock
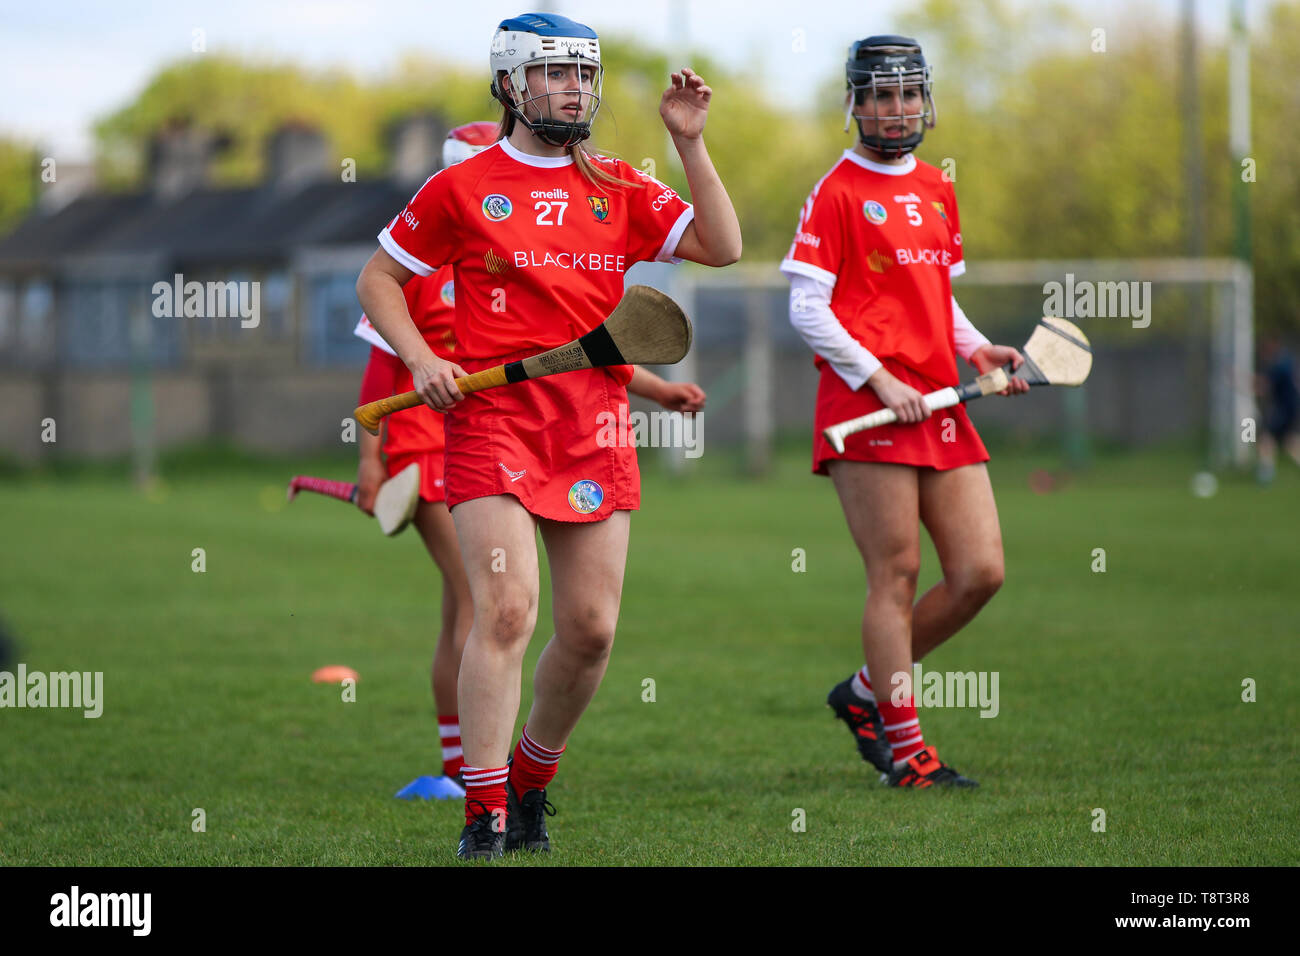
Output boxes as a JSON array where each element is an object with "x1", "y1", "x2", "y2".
[{"x1": 849, "y1": 666, "x2": 875, "y2": 703}]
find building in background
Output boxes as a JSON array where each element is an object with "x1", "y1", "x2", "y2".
[{"x1": 0, "y1": 114, "x2": 446, "y2": 463}]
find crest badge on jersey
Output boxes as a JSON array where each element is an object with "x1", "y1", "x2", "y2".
[
  {"x1": 587, "y1": 196, "x2": 611, "y2": 223},
  {"x1": 567, "y1": 479, "x2": 604, "y2": 514},
  {"x1": 931, "y1": 201, "x2": 947, "y2": 221},
  {"x1": 440, "y1": 280, "x2": 455, "y2": 306},
  {"x1": 863, "y1": 200, "x2": 888, "y2": 225},
  {"x1": 482, "y1": 194, "x2": 513, "y2": 221}
]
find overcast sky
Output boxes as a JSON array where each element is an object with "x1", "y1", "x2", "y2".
[{"x1": 0, "y1": 0, "x2": 1264, "y2": 161}]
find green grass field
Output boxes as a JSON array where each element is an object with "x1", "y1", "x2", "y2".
[{"x1": 2, "y1": 443, "x2": 1297, "y2": 866}]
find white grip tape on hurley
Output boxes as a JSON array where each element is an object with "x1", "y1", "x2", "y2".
[{"x1": 824, "y1": 387, "x2": 960, "y2": 454}]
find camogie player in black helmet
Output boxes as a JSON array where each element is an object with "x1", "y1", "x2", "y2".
[{"x1": 781, "y1": 36, "x2": 1028, "y2": 788}]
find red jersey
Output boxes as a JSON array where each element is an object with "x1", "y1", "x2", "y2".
[
  {"x1": 780, "y1": 150, "x2": 965, "y2": 387},
  {"x1": 355, "y1": 263, "x2": 458, "y2": 360},
  {"x1": 378, "y1": 137, "x2": 694, "y2": 386},
  {"x1": 355, "y1": 263, "x2": 458, "y2": 471}
]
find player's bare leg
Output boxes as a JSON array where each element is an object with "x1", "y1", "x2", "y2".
[
  {"x1": 910, "y1": 462, "x2": 1006, "y2": 661},
  {"x1": 829, "y1": 460, "x2": 920, "y2": 709},
  {"x1": 524, "y1": 510, "x2": 630, "y2": 749},
  {"x1": 827, "y1": 460, "x2": 976, "y2": 785},
  {"x1": 497, "y1": 511, "x2": 628, "y2": 851},
  {"x1": 412, "y1": 500, "x2": 473, "y2": 712},
  {"x1": 452, "y1": 495, "x2": 540, "y2": 770}
]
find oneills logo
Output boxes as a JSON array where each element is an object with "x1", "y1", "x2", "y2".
[
  {"x1": 484, "y1": 249, "x2": 510, "y2": 275},
  {"x1": 867, "y1": 249, "x2": 893, "y2": 274}
]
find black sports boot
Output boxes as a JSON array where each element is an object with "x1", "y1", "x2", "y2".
[
  {"x1": 885, "y1": 746, "x2": 978, "y2": 788},
  {"x1": 457, "y1": 801, "x2": 507, "y2": 860},
  {"x1": 826, "y1": 677, "x2": 892, "y2": 773},
  {"x1": 505, "y1": 784, "x2": 557, "y2": 853}
]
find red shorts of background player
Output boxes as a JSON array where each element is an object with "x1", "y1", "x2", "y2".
[
  {"x1": 384, "y1": 365, "x2": 447, "y2": 504},
  {"x1": 443, "y1": 350, "x2": 639, "y2": 522},
  {"x1": 812, "y1": 358, "x2": 989, "y2": 474}
]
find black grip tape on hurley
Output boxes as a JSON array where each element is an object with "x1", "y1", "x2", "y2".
[{"x1": 576, "y1": 323, "x2": 628, "y2": 368}]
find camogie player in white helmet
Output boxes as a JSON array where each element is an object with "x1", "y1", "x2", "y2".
[
  {"x1": 780, "y1": 36, "x2": 1028, "y2": 788},
  {"x1": 354, "y1": 120, "x2": 705, "y2": 806},
  {"x1": 357, "y1": 12, "x2": 737, "y2": 858}
]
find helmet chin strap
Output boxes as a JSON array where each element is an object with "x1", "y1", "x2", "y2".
[
  {"x1": 842, "y1": 95, "x2": 922, "y2": 160},
  {"x1": 853, "y1": 115, "x2": 923, "y2": 160},
  {"x1": 494, "y1": 74, "x2": 592, "y2": 149}
]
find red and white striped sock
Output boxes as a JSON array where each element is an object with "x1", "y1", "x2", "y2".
[
  {"x1": 849, "y1": 665, "x2": 875, "y2": 703},
  {"x1": 438, "y1": 714, "x2": 465, "y2": 780},
  {"x1": 877, "y1": 696, "x2": 926, "y2": 767},
  {"x1": 461, "y1": 765, "x2": 509, "y2": 828},
  {"x1": 509, "y1": 726, "x2": 564, "y2": 798}
]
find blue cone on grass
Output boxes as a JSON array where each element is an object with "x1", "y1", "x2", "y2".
[{"x1": 395, "y1": 775, "x2": 465, "y2": 800}]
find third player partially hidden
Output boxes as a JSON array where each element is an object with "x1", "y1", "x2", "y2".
[{"x1": 781, "y1": 36, "x2": 1028, "y2": 788}]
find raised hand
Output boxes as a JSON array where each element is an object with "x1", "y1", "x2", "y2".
[{"x1": 660, "y1": 67, "x2": 712, "y2": 140}]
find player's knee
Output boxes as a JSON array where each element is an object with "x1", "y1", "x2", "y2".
[
  {"x1": 954, "y1": 559, "x2": 1004, "y2": 607},
  {"x1": 558, "y1": 605, "x2": 617, "y2": 663},
  {"x1": 477, "y1": 595, "x2": 537, "y2": 646},
  {"x1": 871, "y1": 554, "x2": 920, "y2": 601}
]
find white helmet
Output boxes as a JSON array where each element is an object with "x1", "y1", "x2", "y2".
[{"x1": 489, "y1": 12, "x2": 603, "y2": 148}]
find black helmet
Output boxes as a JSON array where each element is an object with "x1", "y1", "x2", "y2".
[{"x1": 844, "y1": 35, "x2": 936, "y2": 159}]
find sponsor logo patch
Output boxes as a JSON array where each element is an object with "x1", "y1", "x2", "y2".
[
  {"x1": 866, "y1": 249, "x2": 893, "y2": 273},
  {"x1": 483, "y1": 249, "x2": 510, "y2": 275},
  {"x1": 482, "y1": 194, "x2": 513, "y2": 221},
  {"x1": 863, "y1": 200, "x2": 888, "y2": 224},
  {"x1": 568, "y1": 479, "x2": 604, "y2": 514}
]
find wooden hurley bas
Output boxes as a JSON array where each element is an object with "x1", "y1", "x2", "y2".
[
  {"x1": 823, "y1": 316, "x2": 1094, "y2": 455},
  {"x1": 353, "y1": 285, "x2": 693, "y2": 435},
  {"x1": 286, "y1": 462, "x2": 422, "y2": 536}
]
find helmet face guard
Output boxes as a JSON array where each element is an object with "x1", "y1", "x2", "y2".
[
  {"x1": 489, "y1": 14, "x2": 604, "y2": 148},
  {"x1": 844, "y1": 35, "x2": 936, "y2": 159}
]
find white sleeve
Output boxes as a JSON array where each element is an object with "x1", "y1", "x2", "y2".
[
  {"x1": 786, "y1": 273, "x2": 881, "y2": 391},
  {"x1": 951, "y1": 296, "x2": 990, "y2": 363},
  {"x1": 354, "y1": 315, "x2": 397, "y2": 357}
]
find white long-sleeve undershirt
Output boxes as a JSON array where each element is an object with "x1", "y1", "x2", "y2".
[{"x1": 785, "y1": 273, "x2": 991, "y2": 391}]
